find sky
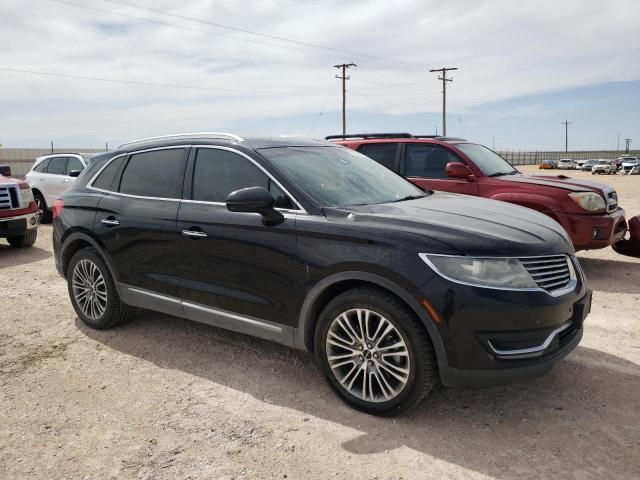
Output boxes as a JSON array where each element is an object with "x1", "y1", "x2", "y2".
[{"x1": 0, "y1": 0, "x2": 638, "y2": 150}]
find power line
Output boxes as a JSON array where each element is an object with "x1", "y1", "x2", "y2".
[
  {"x1": 0, "y1": 65, "x2": 439, "y2": 99},
  {"x1": 308, "y1": 79, "x2": 339, "y2": 136},
  {"x1": 82, "y1": 0, "x2": 423, "y2": 70},
  {"x1": 0, "y1": 66, "x2": 340, "y2": 97},
  {"x1": 335, "y1": 63, "x2": 357, "y2": 136},
  {"x1": 48, "y1": 0, "x2": 352, "y2": 62},
  {"x1": 429, "y1": 67, "x2": 458, "y2": 136}
]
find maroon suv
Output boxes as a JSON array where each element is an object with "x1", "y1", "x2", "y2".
[{"x1": 329, "y1": 134, "x2": 627, "y2": 251}]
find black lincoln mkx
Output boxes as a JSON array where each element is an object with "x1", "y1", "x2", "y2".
[{"x1": 53, "y1": 133, "x2": 591, "y2": 415}]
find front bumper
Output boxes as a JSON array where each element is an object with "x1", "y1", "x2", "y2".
[
  {"x1": 556, "y1": 208, "x2": 626, "y2": 250},
  {"x1": 0, "y1": 211, "x2": 39, "y2": 238},
  {"x1": 439, "y1": 290, "x2": 590, "y2": 388}
]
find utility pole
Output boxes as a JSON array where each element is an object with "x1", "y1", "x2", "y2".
[
  {"x1": 334, "y1": 63, "x2": 356, "y2": 136},
  {"x1": 561, "y1": 120, "x2": 572, "y2": 152},
  {"x1": 617, "y1": 133, "x2": 621, "y2": 151},
  {"x1": 429, "y1": 67, "x2": 458, "y2": 136},
  {"x1": 625, "y1": 138, "x2": 632, "y2": 154}
]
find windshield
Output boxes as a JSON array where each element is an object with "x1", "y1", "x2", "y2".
[
  {"x1": 259, "y1": 146, "x2": 425, "y2": 207},
  {"x1": 455, "y1": 143, "x2": 518, "y2": 177}
]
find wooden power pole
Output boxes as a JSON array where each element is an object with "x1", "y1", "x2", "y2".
[
  {"x1": 561, "y1": 120, "x2": 572, "y2": 152},
  {"x1": 334, "y1": 63, "x2": 356, "y2": 136},
  {"x1": 429, "y1": 67, "x2": 458, "y2": 136}
]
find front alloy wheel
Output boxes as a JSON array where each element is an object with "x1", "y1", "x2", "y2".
[
  {"x1": 326, "y1": 308, "x2": 410, "y2": 403},
  {"x1": 315, "y1": 287, "x2": 437, "y2": 415}
]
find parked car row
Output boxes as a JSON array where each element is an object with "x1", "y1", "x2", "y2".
[{"x1": 538, "y1": 156, "x2": 639, "y2": 174}]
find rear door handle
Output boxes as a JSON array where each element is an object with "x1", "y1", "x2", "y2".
[
  {"x1": 101, "y1": 217, "x2": 120, "y2": 226},
  {"x1": 182, "y1": 229, "x2": 208, "y2": 238}
]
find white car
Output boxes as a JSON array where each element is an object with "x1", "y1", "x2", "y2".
[
  {"x1": 25, "y1": 153, "x2": 94, "y2": 222},
  {"x1": 591, "y1": 159, "x2": 616, "y2": 175},
  {"x1": 557, "y1": 158, "x2": 576, "y2": 169},
  {"x1": 621, "y1": 157, "x2": 639, "y2": 174}
]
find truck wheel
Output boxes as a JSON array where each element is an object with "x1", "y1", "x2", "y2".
[
  {"x1": 34, "y1": 192, "x2": 52, "y2": 223},
  {"x1": 7, "y1": 229, "x2": 37, "y2": 248},
  {"x1": 315, "y1": 286, "x2": 437, "y2": 416},
  {"x1": 67, "y1": 248, "x2": 131, "y2": 329}
]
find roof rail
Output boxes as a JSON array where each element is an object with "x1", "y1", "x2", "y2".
[
  {"x1": 118, "y1": 132, "x2": 244, "y2": 148},
  {"x1": 325, "y1": 133, "x2": 414, "y2": 141}
]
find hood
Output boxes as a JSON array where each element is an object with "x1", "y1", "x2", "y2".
[
  {"x1": 497, "y1": 174, "x2": 611, "y2": 193},
  {"x1": 325, "y1": 192, "x2": 573, "y2": 257},
  {"x1": 0, "y1": 175, "x2": 27, "y2": 188}
]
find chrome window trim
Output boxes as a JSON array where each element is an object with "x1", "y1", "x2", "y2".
[
  {"x1": 418, "y1": 253, "x2": 578, "y2": 297},
  {"x1": 118, "y1": 132, "x2": 243, "y2": 148},
  {"x1": 487, "y1": 321, "x2": 572, "y2": 358},
  {"x1": 86, "y1": 145, "x2": 308, "y2": 214}
]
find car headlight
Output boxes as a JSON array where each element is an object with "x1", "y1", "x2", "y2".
[
  {"x1": 19, "y1": 188, "x2": 34, "y2": 209},
  {"x1": 568, "y1": 192, "x2": 605, "y2": 211},
  {"x1": 419, "y1": 254, "x2": 537, "y2": 289}
]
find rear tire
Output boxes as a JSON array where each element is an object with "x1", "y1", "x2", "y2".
[
  {"x1": 7, "y1": 229, "x2": 37, "y2": 248},
  {"x1": 67, "y1": 247, "x2": 131, "y2": 329},
  {"x1": 34, "y1": 191, "x2": 52, "y2": 223},
  {"x1": 314, "y1": 286, "x2": 437, "y2": 416}
]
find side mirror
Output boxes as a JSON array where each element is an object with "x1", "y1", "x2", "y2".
[
  {"x1": 446, "y1": 162, "x2": 474, "y2": 180},
  {"x1": 225, "y1": 187, "x2": 284, "y2": 225},
  {"x1": 69, "y1": 170, "x2": 82, "y2": 178}
]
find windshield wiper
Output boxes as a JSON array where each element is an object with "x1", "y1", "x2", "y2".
[
  {"x1": 391, "y1": 194, "x2": 425, "y2": 203},
  {"x1": 488, "y1": 170, "x2": 518, "y2": 177}
]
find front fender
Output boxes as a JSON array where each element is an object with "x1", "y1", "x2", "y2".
[{"x1": 294, "y1": 271, "x2": 448, "y2": 368}]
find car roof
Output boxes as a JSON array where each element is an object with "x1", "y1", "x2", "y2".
[{"x1": 115, "y1": 133, "x2": 333, "y2": 153}]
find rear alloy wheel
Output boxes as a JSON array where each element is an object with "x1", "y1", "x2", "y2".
[
  {"x1": 315, "y1": 287, "x2": 437, "y2": 416},
  {"x1": 67, "y1": 248, "x2": 130, "y2": 329}
]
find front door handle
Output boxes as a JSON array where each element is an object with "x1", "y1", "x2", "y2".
[
  {"x1": 182, "y1": 229, "x2": 208, "y2": 238},
  {"x1": 101, "y1": 217, "x2": 120, "y2": 226}
]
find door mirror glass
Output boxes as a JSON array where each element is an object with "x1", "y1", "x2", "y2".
[
  {"x1": 68, "y1": 169, "x2": 82, "y2": 178},
  {"x1": 226, "y1": 187, "x2": 284, "y2": 225},
  {"x1": 446, "y1": 162, "x2": 473, "y2": 179}
]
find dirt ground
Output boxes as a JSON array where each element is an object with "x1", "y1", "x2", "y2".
[{"x1": 1, "y1": 166, "x2": 638, "y2": 480}]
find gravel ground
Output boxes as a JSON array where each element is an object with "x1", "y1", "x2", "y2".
[{"x1": 1, "y1": 166, "x2": 638, "y2": 479}]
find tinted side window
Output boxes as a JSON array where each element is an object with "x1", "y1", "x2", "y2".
[
  {"x1": 92, "y1": 157, "x2": 125, "y2": 191},
  {"x1": 406, "y1": 145, "x2": 461, "y2": 178},
  {"x1": 192, "y1": 148, "x2": 296, "y2": 208},
  {"x1": 34, "y1": 158, "x2": 51, "y2": 172},
  {"x1": 47, "y1": 157, "x2": 68, "y2": 175},
  {"x1": 359, "y1": 143, "x2": 398, "y2": 171},
  {"x1": 67, "y1": 157, "x2": 84, "y2": 175},
  {"x1": 119, "y1": 149, "x2": 186, "y2": 199}
]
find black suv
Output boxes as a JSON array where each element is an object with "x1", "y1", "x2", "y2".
[{"x1": 53, "y1": 133, "x2": 591, "y2": 415}]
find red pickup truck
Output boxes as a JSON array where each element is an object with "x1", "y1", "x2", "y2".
[
  {"x1": 0, "y1": 168, "x2": 39, "y2": 248},
  {"x1": 330, "y1": 134, "x2": 630, "y2": 252}
]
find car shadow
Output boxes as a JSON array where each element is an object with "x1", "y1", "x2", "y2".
[
  {"x1": 577, "y1": 256, "x2": 640, "y2": 295},
  {"x1": 0, "y1": 242, "x2": 51, "y2": 269},
  {"x1": 78, "y1": 311, "x2": 640, "y2": 479}
]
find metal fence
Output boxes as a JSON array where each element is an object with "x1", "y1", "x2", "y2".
[{"x1": 497, "y1": 150, "x2": 640, "y2": 166}]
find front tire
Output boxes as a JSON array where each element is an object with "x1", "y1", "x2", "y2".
[
  {"x1": 7, "y1": 229, "x2": 37, "y2": 248},
  {"x1": 314, "y1": 286, "x2": 437, "y2": 416},
  {"x1": 67, "y1": 248, "x2": 130, "y2": 329}
]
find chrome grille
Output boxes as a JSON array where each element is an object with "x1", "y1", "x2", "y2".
[
  {"x1": 519, "y1": 255, "x2": 573, "y2": 292},
  {"x1": 0, "y1": 185, "x2": 18, "y2": 210}
]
